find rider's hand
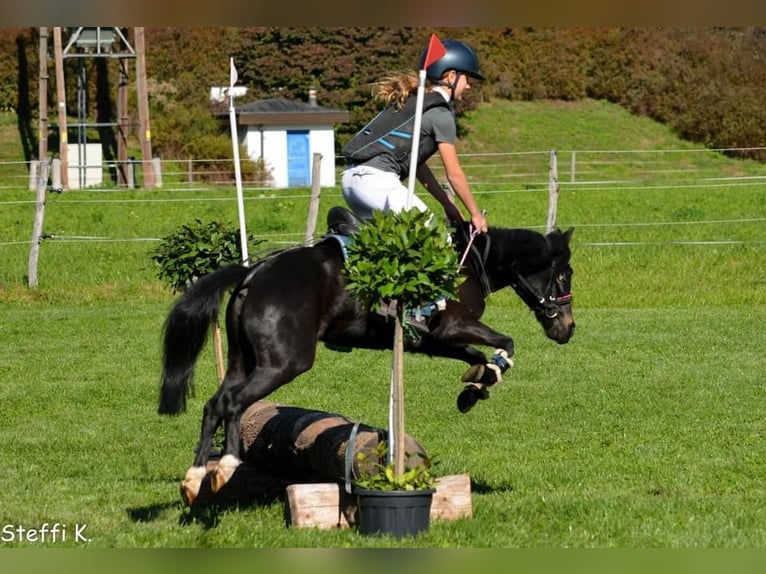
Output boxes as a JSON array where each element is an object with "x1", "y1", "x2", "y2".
[{"x1": 471, "y1": 211, "x2": 488, "y2": 234}]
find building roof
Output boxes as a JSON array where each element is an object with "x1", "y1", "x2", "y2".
[{"x1": 230, "y1": 97, "x2": 350, "y2": 126}]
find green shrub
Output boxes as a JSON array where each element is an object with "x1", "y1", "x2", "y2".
[{"x1": 150, "y1": 218, "x2": 260, "y2": 292}]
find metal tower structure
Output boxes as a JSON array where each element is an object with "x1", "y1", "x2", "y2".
[{"x1": 52, "y1": 27, "x2": 153, "y2": 189}]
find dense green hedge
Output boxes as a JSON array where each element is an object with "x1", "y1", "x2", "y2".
[{"x1": 2, "y1": 27, "x2": 764, "y2": 162}]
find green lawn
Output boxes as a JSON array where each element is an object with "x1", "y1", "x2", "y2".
[{"x1": 0, "y1": 99, "x2": 765, "y2": 548}]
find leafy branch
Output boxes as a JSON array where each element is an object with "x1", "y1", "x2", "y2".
[{"x1": 343, "y1": 209, "x2": 461, "y2": 310}]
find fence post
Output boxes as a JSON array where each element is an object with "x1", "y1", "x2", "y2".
[
  {"x1": 126, "y1": 157, "x2": 136, "y2": 189},
  {"x1": 51, "y1": 158, "x2": 62, "y2": 191},
  {"x1": 28, "y1": 158, "x2": 51, "y2": 288},
  {"x1": 152, "y1": 156, "x2": 162, "y2": 188},
  {"x1": 29, "y1": 160, "x2": 38, "y2": 191},
  {"x1": 304, "y1": 153, "x2": 323, "y2": 245},
  {"x1": 546, "y1": 149, "x2": 559, "y2": 234},
  {"x1": 570, "y1": 151, "x2": 576, "y2": 183}
]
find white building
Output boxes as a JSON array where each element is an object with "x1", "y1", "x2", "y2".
[{"x1": 230, "y1": 89, "x2": 349, "y2": 188}]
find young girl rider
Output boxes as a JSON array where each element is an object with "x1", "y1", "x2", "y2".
[{"x1": 341, "y1": 39, "x2": 488, "y2": 235}]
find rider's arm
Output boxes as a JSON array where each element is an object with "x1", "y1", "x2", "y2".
[
  {"x1": 436, "y1": 142, "x2": 488, "y2": 233},
  {"x1": 416, "y1": 163, "x2": 464, "y2": 224}
]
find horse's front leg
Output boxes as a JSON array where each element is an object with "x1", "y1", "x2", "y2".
[
  {"x1": 420, "y1": 319, "x2": 516, "y2": 413},
  {"x1": 456, "y1": 346, "x2": 514, "y2": 413}
]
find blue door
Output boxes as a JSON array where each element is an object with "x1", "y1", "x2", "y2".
[{"x1": 287, "y1": 130, "x2": 310, "y2": 187}]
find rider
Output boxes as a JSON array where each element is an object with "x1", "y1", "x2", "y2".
[{"x1": 340, "y1": 38, "x2": 489, "y2": 234}]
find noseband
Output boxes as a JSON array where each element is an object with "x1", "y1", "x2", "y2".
[{"x1": 510, "y1": 269, "x2": 571, "y2": 319}]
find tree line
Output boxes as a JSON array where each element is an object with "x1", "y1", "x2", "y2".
[{"x1": 2, "y1": 27, "x2": 765, "y2": 163}]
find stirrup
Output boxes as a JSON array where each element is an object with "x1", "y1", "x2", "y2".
[{"x1": 327, "y1": 206, "x2": 363, "y2": 236}]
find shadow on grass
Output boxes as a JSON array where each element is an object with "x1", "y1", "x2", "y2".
[
  {"x1": 128, "y1": 464, "x2": 287, "y2": 530},
  {"x1": 177, "y1": 487, "x2": 283, "y2": 531},
  {"x1": 469, "y1": 477, "x2": 515, "y2": 495},
  {"x1": 127, "y1": 501, "x2": 181, "y2": 523}
]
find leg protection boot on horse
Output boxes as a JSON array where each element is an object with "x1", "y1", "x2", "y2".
[
  {"x1": 457, "y1": 349, "x2": 514, "y2": 413},
  {"x1": 461, "y1": 349, "x2": 514, "y2": 386}
]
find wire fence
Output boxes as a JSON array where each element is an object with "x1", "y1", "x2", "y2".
[
  {"x1": 2, "y1": 146, "x2": 766, "y2": 193},
  {"x1": 1, "y1": 146, "x2": 765, "y2": 250}
]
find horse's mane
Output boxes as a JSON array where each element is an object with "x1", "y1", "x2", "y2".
[{"x1": 454, "y1": 225, "x2": 553, "y2": 271}]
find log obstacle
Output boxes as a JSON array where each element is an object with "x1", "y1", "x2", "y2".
[
  {"x1": 239, "y1": 400, "x2": 428, "y2": 481},
  {"x1": 198, "y1": 400, "x2": 473, "y2": 528}
]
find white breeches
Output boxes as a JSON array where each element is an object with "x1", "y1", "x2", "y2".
[{"x1": 341, "y1": 165, "x2": 428, "y2": 220}]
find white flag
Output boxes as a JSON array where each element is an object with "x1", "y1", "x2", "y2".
[{"x1": 230, "y1": 57, "x2": 238, "y2": 89}]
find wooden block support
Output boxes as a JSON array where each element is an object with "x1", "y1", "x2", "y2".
[
  {"x1": 285, "y1": 473, "x2": 472, "y2": 529},
  {"x1": 430, "y1": 473, "x2": 473, "y2": 522},
  {"x1": 285, "y1": 483, "x2": 357, "y2": 529}
]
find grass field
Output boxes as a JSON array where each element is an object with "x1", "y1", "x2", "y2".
[{"x1": 1, "y1": 99, "x2": 765, "y2": 549}]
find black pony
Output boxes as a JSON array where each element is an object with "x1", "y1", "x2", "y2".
[{"x1": 159, "y1": 208, "x2": 575, "y2": 504}]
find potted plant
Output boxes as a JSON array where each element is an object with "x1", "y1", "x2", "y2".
[
  {"x1": 352, "y1": 441, "x2": 438, "y2": 537},
  {"x1": 343, "y1": 208, "x2": 460, "y2": 537}
]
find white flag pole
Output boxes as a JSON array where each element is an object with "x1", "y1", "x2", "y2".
[
  {"x1": 404, "y1": 69, "x2": 427, "y2": 211},
  {"x1": 228, "y1": 57, "x2": 249, "y2": 266},
  {"x1": 390, "y1": 34, "x2": 442, "y2": 467},
  {"x1": 390, "y1": 67, "x2": 428, "y2": 468}
]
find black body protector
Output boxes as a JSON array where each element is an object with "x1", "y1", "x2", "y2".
[{"x1": 342, "y1": 92, "x2": 450, "y2": 179}]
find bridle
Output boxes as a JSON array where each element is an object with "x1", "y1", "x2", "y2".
[
  {"x1": 457, "y1": 224, "x2": 571, "y2": 319},
  {"x1": 509, "y1": 265, "x2": 572, "y2": 319}
]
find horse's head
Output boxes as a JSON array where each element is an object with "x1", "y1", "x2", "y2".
[{"x1": 483, "y1": 226, "x2": 576, "y2": 344}]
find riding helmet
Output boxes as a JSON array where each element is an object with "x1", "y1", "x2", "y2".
[{"x1": 419, "y1": 39, "x2": 484, "y2": 81}]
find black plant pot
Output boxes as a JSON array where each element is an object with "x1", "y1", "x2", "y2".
[{"x1": 356, "y1": 488, "x2": 434, "y2": 538}]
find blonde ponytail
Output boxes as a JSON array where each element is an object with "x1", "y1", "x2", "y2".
[{"x1": 372, "y1": 71, "x2": 419, "y2": 109}]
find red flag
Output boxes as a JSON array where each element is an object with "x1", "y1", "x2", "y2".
[{"x1": 422, "y1": 33, "x2": 446, "y2": 70}]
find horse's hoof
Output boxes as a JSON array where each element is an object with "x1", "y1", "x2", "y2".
[
  {"x1": 210, "y1": 454, "x2": 241, "y2": 493},
  {"x1": 457, "y1": 388, "x2": 479, "y2": 413},
  {"x1": 457, "y1": 382, "x2": 491, "y2": 413},
  {"x1": 180, "y1": 466, "x2": 206, "y2": 506}
]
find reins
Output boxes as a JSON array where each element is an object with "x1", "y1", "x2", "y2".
[
  {"x1": 458, "y1": 225, "x2": 480, "y2": 267},
  {"x1": 457, "y1": 223, "x2": 492, "y2": 297}
]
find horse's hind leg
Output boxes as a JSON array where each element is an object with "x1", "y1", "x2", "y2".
[
  {"x1": 180, "y1": 358, "x2": 250, "y2": 505},
  {"x1": 178, "y1": 386, "x2": 226, "y2": 506},
  {"x1": 209, "y1": 362, "x2": 315, "y2": 494}
]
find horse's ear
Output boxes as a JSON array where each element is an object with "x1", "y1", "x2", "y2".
[{"x1": 562, "y1": 226, "x2": 575, "y2": 244}]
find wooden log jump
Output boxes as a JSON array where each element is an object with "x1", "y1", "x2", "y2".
[
  {"x1": 239, "y1": 400, "x2": 428, "y2": 481},
  {"x1": 198, "y1": 400, "x2": 472, "y2": 528}
]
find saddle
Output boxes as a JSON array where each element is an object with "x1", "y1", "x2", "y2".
[{"x1": 326, "y1": 206, "x2": 363, "y2": 236}]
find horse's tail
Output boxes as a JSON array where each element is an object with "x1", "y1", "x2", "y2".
[{"x1": 158, "y1": 264, "x2": 250, "y2": 416}]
